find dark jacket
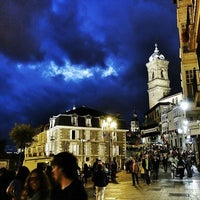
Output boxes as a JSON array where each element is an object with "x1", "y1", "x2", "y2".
[
  {"x1": 93, "y1": 170, "x2": 108, "y2": 187},
  {"x1": 52, "y1": 179, "x2": 87, "y2": 200},
  {"x1": 152, "y1": 158, "x2": 160, "y2": 171}
]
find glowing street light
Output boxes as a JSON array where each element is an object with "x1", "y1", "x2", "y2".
[
  {"x1": 180, "y1": 100, "x2": 189, "y2": 112},
  {"x1": 102, "y1": 117, "x2": 117, "y2": 176}
]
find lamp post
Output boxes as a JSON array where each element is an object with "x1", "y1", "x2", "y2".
[{"x1": 102, "y1": 117, "x2": 117, "y2": 179}]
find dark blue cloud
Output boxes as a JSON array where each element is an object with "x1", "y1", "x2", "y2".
[{"x1": 0, "y1": 0, "x2": 181, "y2": 140}]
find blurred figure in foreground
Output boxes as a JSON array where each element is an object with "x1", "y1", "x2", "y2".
[
  {"x1": 6, "y1": 166, "x2": 30, "y2": 200},
  {"x1": 21, "y1": 168, "x2": 51, "y2": 200},
  {"x1": 51, "y1": 152, "x2": 88, "y2": 200}
]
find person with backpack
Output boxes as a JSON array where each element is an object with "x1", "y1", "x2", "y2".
[{"x1": 131, "y1": 158, "x2": 139, "y2": 186}]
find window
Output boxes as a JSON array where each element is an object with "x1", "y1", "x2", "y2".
[
  {"x1": 85, "y1": 115, "x2": 92, "y2": 127},
  {"x1": 161, "y1": 69, "x2": 164, "y2": 79},
  {"x1": 112, "y1": 131, "x2": 117, "y2": 142},
  {"x1": 85, "y1": 143, "x2": 91, "y2": 156},
  {"x1": 70, "y1": 143, "x2": 79, "y2": 156},
  {"x1": 186, "y1": 70, "x2": 194, "y2": 98},
  {"x1": 71, "y1": 114, "x2": 78, "y2": 126},
  {"x1": 152, "y1": 72, "x2": 154, "y2": 80},
  {"x1": 113, "y1": 146, "x2": 119, "y2": 156},
  {"x1": 71, "y1": 130, "x2": 75, "y2": 140}
]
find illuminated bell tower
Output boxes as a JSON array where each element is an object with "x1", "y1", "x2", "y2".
[{"x1": 146, "y1": 44, "x2": 171, "y2": 109}]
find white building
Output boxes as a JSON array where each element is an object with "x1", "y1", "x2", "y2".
[{"x1": 45, "y1": 106, "x2": 127, "y2": 168}]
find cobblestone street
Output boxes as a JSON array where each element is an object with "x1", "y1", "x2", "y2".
[{"x1": 86, "y1": 167, "x2": 200, "y2": 200}]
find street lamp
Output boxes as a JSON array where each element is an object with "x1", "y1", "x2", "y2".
[{"x1": 102, "y1": 117, "x2": 117, "y2": 178}]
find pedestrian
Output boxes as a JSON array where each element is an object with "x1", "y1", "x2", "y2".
[
  {"x1": 170, "y1": 159, "x2": 177, "y2": 179},
  {"x1": 6, "y1": 166, "x2": 30, "y2": 200},
  {"x1": 51, "y1": 151, "x2": 88, "y2": 200},
  {"x1": 110, "y1": 157, "x2": 117, "y2": 182},
  {"x1": 142, "y1": 154, "x2": 151, "y2": 185},
  {"x1": 21, "y1": 168, "x2": 51, "y2": 200},
  {"x1": 177, "y1": 157, "x2": 185, "y2": 179},
  {"x1": 92, "y1": 164, "x2": 108, "y2": 200},
  {"x1": 138, "y1": 156, "x2": 145, "y2": 182},
  {"x1": 185, "y1": 156, "x2": 192, "y2": 177},
  {"x1": 83, "y1": 163, "x2": 90, "y2": 185},
  {"x1": 152, "y1": 155, "x2": 159, "y2": 180},
  {"x1": 130, "y1": 158, "x2": 139, "y2": 186},
  {"x1": 162, "y1": 153, "x2": 168, "y2": 173},
  {"x1": 92, "y1": 159, "x2": 99, "y2": 189}
]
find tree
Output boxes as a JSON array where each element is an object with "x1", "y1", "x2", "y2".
[
  {"x1": 9, "y1": 123, "x2": 35, "y2": 150},
  {"x1": 9, "y1": 123, "x2": 35, "y2": 166}
]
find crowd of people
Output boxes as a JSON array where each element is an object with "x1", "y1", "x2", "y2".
[
  {"x1": 125, "y1": 147, "x2": 195, "y2": 186},
  {"x1": 0, "y1": 153, "x2": 118, "y2": 200},
  {"x1": 0, "y1": 152, "x2": 88, "y2": 200},
  {"x1": 0, "y1": 148, "x2": 196, "y2": 200}
]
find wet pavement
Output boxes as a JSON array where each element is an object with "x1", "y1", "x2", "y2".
[{"x1": 85, "y1": 167, "x2": 200, "y2": 200}]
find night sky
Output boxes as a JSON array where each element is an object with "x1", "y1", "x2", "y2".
[{"x1": 0, "y1": 0, "x2": 181, "y2": 140}]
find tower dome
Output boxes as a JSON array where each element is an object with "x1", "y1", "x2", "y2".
[{"x1": 149, "y1": 43, "x2": 165, "y2": 62}]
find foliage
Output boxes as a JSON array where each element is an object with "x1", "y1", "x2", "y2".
[{"x1": 9, "y1": 123, "x2": 35, "y2": 150}]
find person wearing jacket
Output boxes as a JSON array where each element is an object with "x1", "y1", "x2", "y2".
[
  {"x1": 131, "y1": 158, "x2": 139, "y2": 186},
  {"x1": 142, "y1": 154, "x2": 151, "y2": 185},
  {"x1": 152, "y1": 155, "x2": 160, "y2": 180},
  {"x1": 92, "y1": 164, "x2": 108, "y2": 200}
]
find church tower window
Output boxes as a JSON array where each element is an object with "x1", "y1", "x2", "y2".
[
  {"x1": 152, "y1": 72, "x2": 154, "y2": 80},
  {"x1": 161, "y1": 69, "x2": 164, "y2": 79}
]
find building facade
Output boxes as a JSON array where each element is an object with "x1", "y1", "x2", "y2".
[
  {"x1": 24, "y1": 106, "x2": 127, "y2": 170},
  {"x1": 174, "y1": 0, "x2": 200, "y2": 164}
]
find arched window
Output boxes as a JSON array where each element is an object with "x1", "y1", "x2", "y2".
[
  {"x1": 161, "y1": 69, "x2": 164, "y2": 79},
  {"x1": 152, "y1": 72, "x2": 154, "y2": 80}
]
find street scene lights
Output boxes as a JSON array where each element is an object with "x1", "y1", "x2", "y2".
[{"x1": 102, "y1": 117, "x2": 117, "y2": 175}]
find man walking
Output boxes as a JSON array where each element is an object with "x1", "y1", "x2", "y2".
[{"x1": 142, "y1": 154, "x2": 151, "y2": 185}]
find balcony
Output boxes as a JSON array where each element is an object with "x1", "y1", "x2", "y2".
[{"x1": 193, "y1": 69, "x2": 200, "y2": 106}]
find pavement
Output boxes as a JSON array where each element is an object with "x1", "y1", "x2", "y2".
[{"x1": 85, "y1": 166, "x2": 200, "y2": 200}]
